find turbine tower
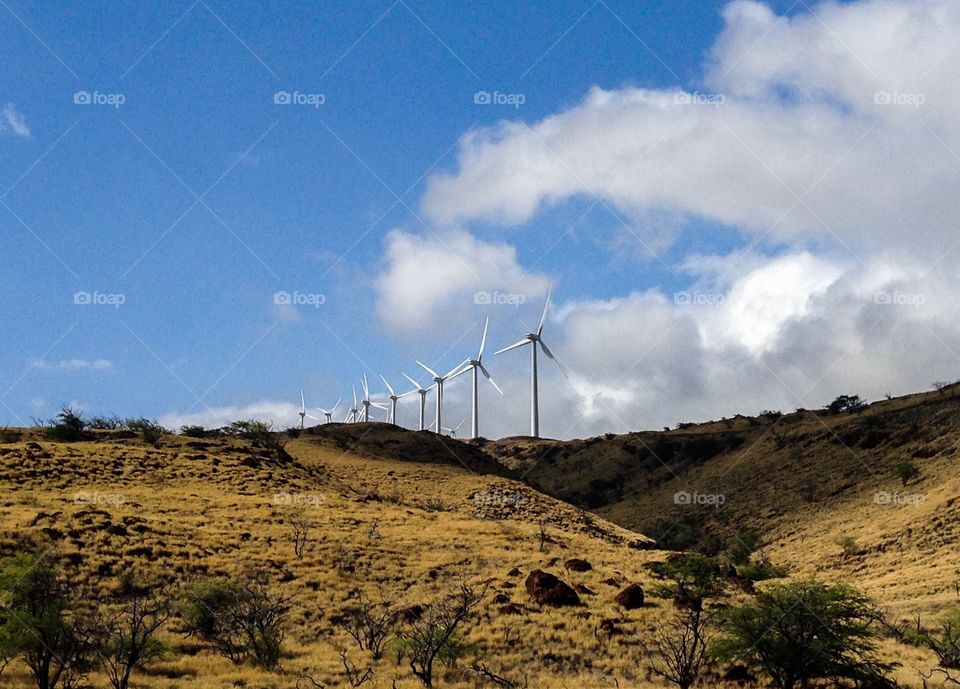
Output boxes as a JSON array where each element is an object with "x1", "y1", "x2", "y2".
[
  {"x1": 379, "y1": 375, "x2": 416, "y2": 425},
  {"x1": 345, "y1": 385, "x2": 360, "y2": 423},
  {"x1": 416, "y1": 359, "x2": 468, "y2": 435},
  {"x1": 495, "y1": 285, "x2": 566, "y2": 438},
  {"x1": 316, "y1": 398, "x2": 340, "y2": 424},
  {"x1": 297, "y1": 389, "x2": 319, "y2": 429},
  {"x1": 401, "y1": 372, "x2": 431, "y2": 431},
  {"x1": 360, "y1": 374, "x2": 388, "y2": 422},
  {"x1": 449, "y1": 317, "x2": 502, "y2": 439}
]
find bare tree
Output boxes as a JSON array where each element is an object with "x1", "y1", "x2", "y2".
[
  {"x1": 395, "y1": 582, "x2": 486, "y2": 688},
  {"x1": 96, "y1": 591, "x2": 172, "y2": 689},
  {"x1": 337, "y1": 647, "x2": 375, "y2": 687},
  {"x1": 643, "y1": 608, "x2": 712, "y2": 689},
  {"x1": 342, "y1": 591, "x2": 394, "y2": 659},
  {"x1": 291, "y1": 508, "x2": 312, "y2": 559}
]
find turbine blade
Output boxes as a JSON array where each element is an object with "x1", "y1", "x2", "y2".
[
  {"x1": 352, "y1": 385, "x2": 358, "y2": 408},
  {"x1": 447, "y1": 363, "x2": 472, "y2": 381},
  {"x1": 305, "y1": 413, "x2": 320, "y2": 420},
  {"x1": 479, "y1": 364, "x2": 503, "y2": 395},
  {"x1": 379, "y1": 374, "x2": 395, "y2": 396},
  {"x1": 444, "y1": 359, "x2": 470, "y2": 379},
  {"x1": 300, "y1": 388, "x2": 305, "y2": 412},
  {"x1": 538, "y1": 339, "x2": 569, "y2": 379},
  {"x1": 478, "y1": 316, "x2": 489, "y2": 360},
  {"x1": 361, "y1": 374, "x2": 369, "y2": 399},
  {"x1": 402, "y1": 371, "x2": 420, "y2": 389},
  {"x1": 495, "y1": 338, "x2": 530, "y2": 356},
  {"x1": 372, "y1": 402, "x2": 389, "y2": 410},
  {"x1": 416, "y1": 360, "x2": 440, "y2": 379},
  {"x1": 331, "y1": 398, "x2": 341, "y2": 413},
  {"x1": 537, "y1": 283, "x2": 553, "y2": 336}
]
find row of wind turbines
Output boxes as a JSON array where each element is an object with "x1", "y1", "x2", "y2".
[{"x1": 296, "y1": 287, "x2": 566, "y2": 440}]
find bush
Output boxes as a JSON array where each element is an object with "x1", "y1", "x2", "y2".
[
  {"x1": 180, "y1": 575, "x2": 289, "y2": 670},
  {"x1": 95, "y1": 590, "x2": 171, "y2": 689},
  {"x1": 179, "y1": 425, "x2": 209, "y2": 438},
  {"x1": 45, "y1": 406, "x2": 87, "y2": 442},
  {"x1": 735, "y1": 562, "x2": 789, "y2": 582},
  {"x1": 835, "y1": 535, "x2": 861, "y2": 558},
  {"x1": 0, "y1": 428, "x2": 21, "y2": 443},
  {"x1": 713, "y1": 581, "x2": 895, "y2": 689},
  {"x1": 647, "y1": 554, "x2": 726, "y2": 610},
  {"x1": 0, "y1": 551, "x2": 98, "y2": 689},
  {"x1": 825, "y1": 394, "x2": 868, "y2": 415},
  {"x1": 125, "y1": 418, "x2": 167, "y2": 446},
  {"x1": 895, "y1": 460, "x2": 920, "y2": 486},
  {"x1": 87, "y1": 415, "x2": 125, "y2": 430}
]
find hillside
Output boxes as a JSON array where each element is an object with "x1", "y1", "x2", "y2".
[{"x1": 481, "y1": 386, "x2": 960, "y2": 615}]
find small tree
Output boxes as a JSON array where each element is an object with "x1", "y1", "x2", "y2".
[
  {"x1": 181, "y1": 574, "x2": 290, "y2": 670},
  {"x1": 96, "y1": 590, "x2": 171, "y2": 689},
  {"x1": 125, "y1": 418, "x2": 167, "y2": 446},
  {"x1": 342, "y1": 592, "x2": 394, "y2": 659},
  {"x1": 647, "y1": 554, "x2": 726, "y2": 610},
  {"x1": 290, "y1": 508, "x2": 311, "y2": 559},
  {"x1": 644, "y1": 607, "x2": 712, "y2": 689},
  {"x1": 395, "y1": 582, "x2": 485, "y2": 688},
  {"x1": 0, "y1": 552, "x2": 97, "y2": 689},
  {"x1": 713, "y1": 581, "x2": 895, "y2": 689},
  {"x1": 825, "y1": 395, "x2": 868, "y2": 415},
  {"x1": 45, "y1": 406, "x2": 87, "y2": 442},
  {"x1": 895, "y1": 461, "x2": 920, "y2": 487},
  {"x1": 180, "y1": 425, "x2": 209, "y2": 438}
]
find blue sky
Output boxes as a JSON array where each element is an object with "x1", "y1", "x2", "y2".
[{"x1": 4, "y1": 0, "x2": 959, "y2": 437}]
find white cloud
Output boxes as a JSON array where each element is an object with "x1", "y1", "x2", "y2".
[
  {"x1": 2, "y1": 103, "x2": 30, "y2": 138},
  {"x1": 159, "y1": 400, "x2": 304, "y2": 431},
  {"x1": 32, "y1": 358, "x2": 113, "y2": 372}
]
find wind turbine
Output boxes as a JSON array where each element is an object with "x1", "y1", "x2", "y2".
[
  {"x1": 316, "y1": 398, "x2": 340, "y2": 424},
  {"x1": 379, "y1": 375, "x2": 417, "y2": 425},
  {"x1": 402, "y1": 372, "x2": 431, "y2": 431},
  {"x1": 360, "y1": 374, "x2": 389, "y2": 422},
  {"x1": 345, "y1": 385, "x2": 360, "y2": 423},
  {"x1": 297, "y1": 389, "x2": 319, "y2": 429},
  {"x1": 442, "y1": 418, "x2": 466, "y2": 439},
  {"x1": 416, "y1": 359, "x2": 468, "y2": 435},
  {"x1": 449, "y1": 317, "x2": 502, "y2": 439},
  {"x1": 495, "y1": 285, "x2": 567, "y2": 438}
]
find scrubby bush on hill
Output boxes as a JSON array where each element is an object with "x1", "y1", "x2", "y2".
[
  {"x1": 44, "y1": 405, "x2": 87, "y2": 442},
  {"x1": 826, "y1": 394, "x2": 868, "y2": 415}
]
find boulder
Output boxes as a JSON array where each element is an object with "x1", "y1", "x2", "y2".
[
  {"x1": 525, "y1": 569, "x2": 581, "y2": 607},
  {"x1": 614, "y1": 583, "x2": 645, "y2": 609},
  {"x1": 564, "y1": 558, "x2": 592, "y2": 572}
]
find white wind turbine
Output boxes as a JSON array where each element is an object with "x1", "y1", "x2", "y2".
[
  {"x1": 495, "y1": 285, "x2": 567, "y2": 438},
  {"x1": 345, "y1": 385, "x2": 360, "y2": 423},
  {"x1": 297, "y1": 389, "x2": 320, "y2": 429},
  {"x1": 442, "y1": 418, "x2": 466, "y2": 439},
  {"x1": 416, "y1": 359, "x2": 468, "y2": 435},
  {"x1": 449, "y1": 317, "x2": 502, "y2": 439},
  {"x1": 316, "y1": 398, "x2": 340, "y2": 424},
  {"x1": 379, "y1": 375, "x2": 417, "y2": 425},
  {"x1": 360, "y1": 374, "x2": 389, "y2": 422},
  {"x1": 401, "y1": 372, "x2": 431, "y2": 431}
]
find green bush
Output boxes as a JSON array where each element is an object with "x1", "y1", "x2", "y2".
[
  {"x1": 713, "y1": 581, "x2": 895, "y2": 689},
  {"x1": 45, "y1": 406, "x2": 87, "y2": 442},
  {"x1": 125, "y1": 418, "x2": 167, "y2": 446},
  {"x1": 895, "y1": 460, "x2": 920, "y2": 486},
  {"x1": 735, "y1": 562, "x2": 789, "y2": 582},
  {"x1": 825, "y1": 394, "x2": 868, "y2": 415},
  {"x1": 179, "y1": 425, "x2": 209, "y2": 438},
  {"x1": 646, "y1": 554, "x2": 726, "y2": 609}
]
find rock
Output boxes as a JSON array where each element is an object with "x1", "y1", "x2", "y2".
[
  {"x1": 597, "y1": 618, "x2": 622, "y2": 636},
  {"x1": 564, "y1": 558, "x2": 592, "y2": 572},
  {"x1": 722, "y1": 665, "x2": 753, "y2": 683},
  {"x1": 498, "y1": 603, "x2": 525, "y2": 615},
  {"x1": 614, "y1": 583, "x2": 645, "y2": 609},
  {"x1": 574, "y1": 584, "x2": 595, "y2": 596},
  {"x1": 492, "y1": 593, "x2": 510, "y2": 604},
  {"x1": 507, "y1": 567, "x2": 521, "y2": 577},
  {"x1": 602, "y1": 577, "x2": 620, "y2": 587},
  {"x1": 525, "y1": 569, "x2": 580, "y2": 607}
]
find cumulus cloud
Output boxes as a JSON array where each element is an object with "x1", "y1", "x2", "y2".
[
  {"x1": 159, "y1": 400, "x2": 303, "y2": 431},
  {"x1": 1, "y1": 103, "x2": 30, "y2": 138},
  {"x1": 362, "y1": 0, "x2": 960, "y2": 438}
]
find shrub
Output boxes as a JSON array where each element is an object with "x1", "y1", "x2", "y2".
[
  {"x1": 125, "y1": 418, "x2": 167, "y2": 446},
  {"x1": 735, "y1": 562, "x2": 789, "y2": 582},
  {"x1": 0, "y1": 551, "x2": 98, "y2": 689},
  {"x1": 87, "y1": 415, "x2": 125, "y2": 430},
  {"x1": 180, "y1": 575, "x2": 289, "y2": 670},
  {"x1": 0, "y1": 428, "x2": 21, "y2": 443},
  {"x1": 713, "y1": 581, "x2": 895, "y2": 689},
  {"x1": 835, "y1": 535, "x2": 861, "y2": 558},
  {"x1": 725, "y1": 531, "x2": 760, "y2": 566},
  {"x1": 179, "y1": 425, "x2": 209, "y2": 438},
  {"x1": 95, "y1": 590, "x2": 171, "y2": 689},
  {"x1": 647, "y1": 554, "x2": 725, "y2": 610},
  {"x1": 825, "y1": 394, "x2": 868, "y2": 415},
  {"x1": 45, "y1": 406, "x2": 87, "y2": 442},
  {"x1": 895, "y1": 460, "x2": 920, "y2": 486},
  {"x1": 644, "y1": 607, "x2": 712, "y2": 689}
]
